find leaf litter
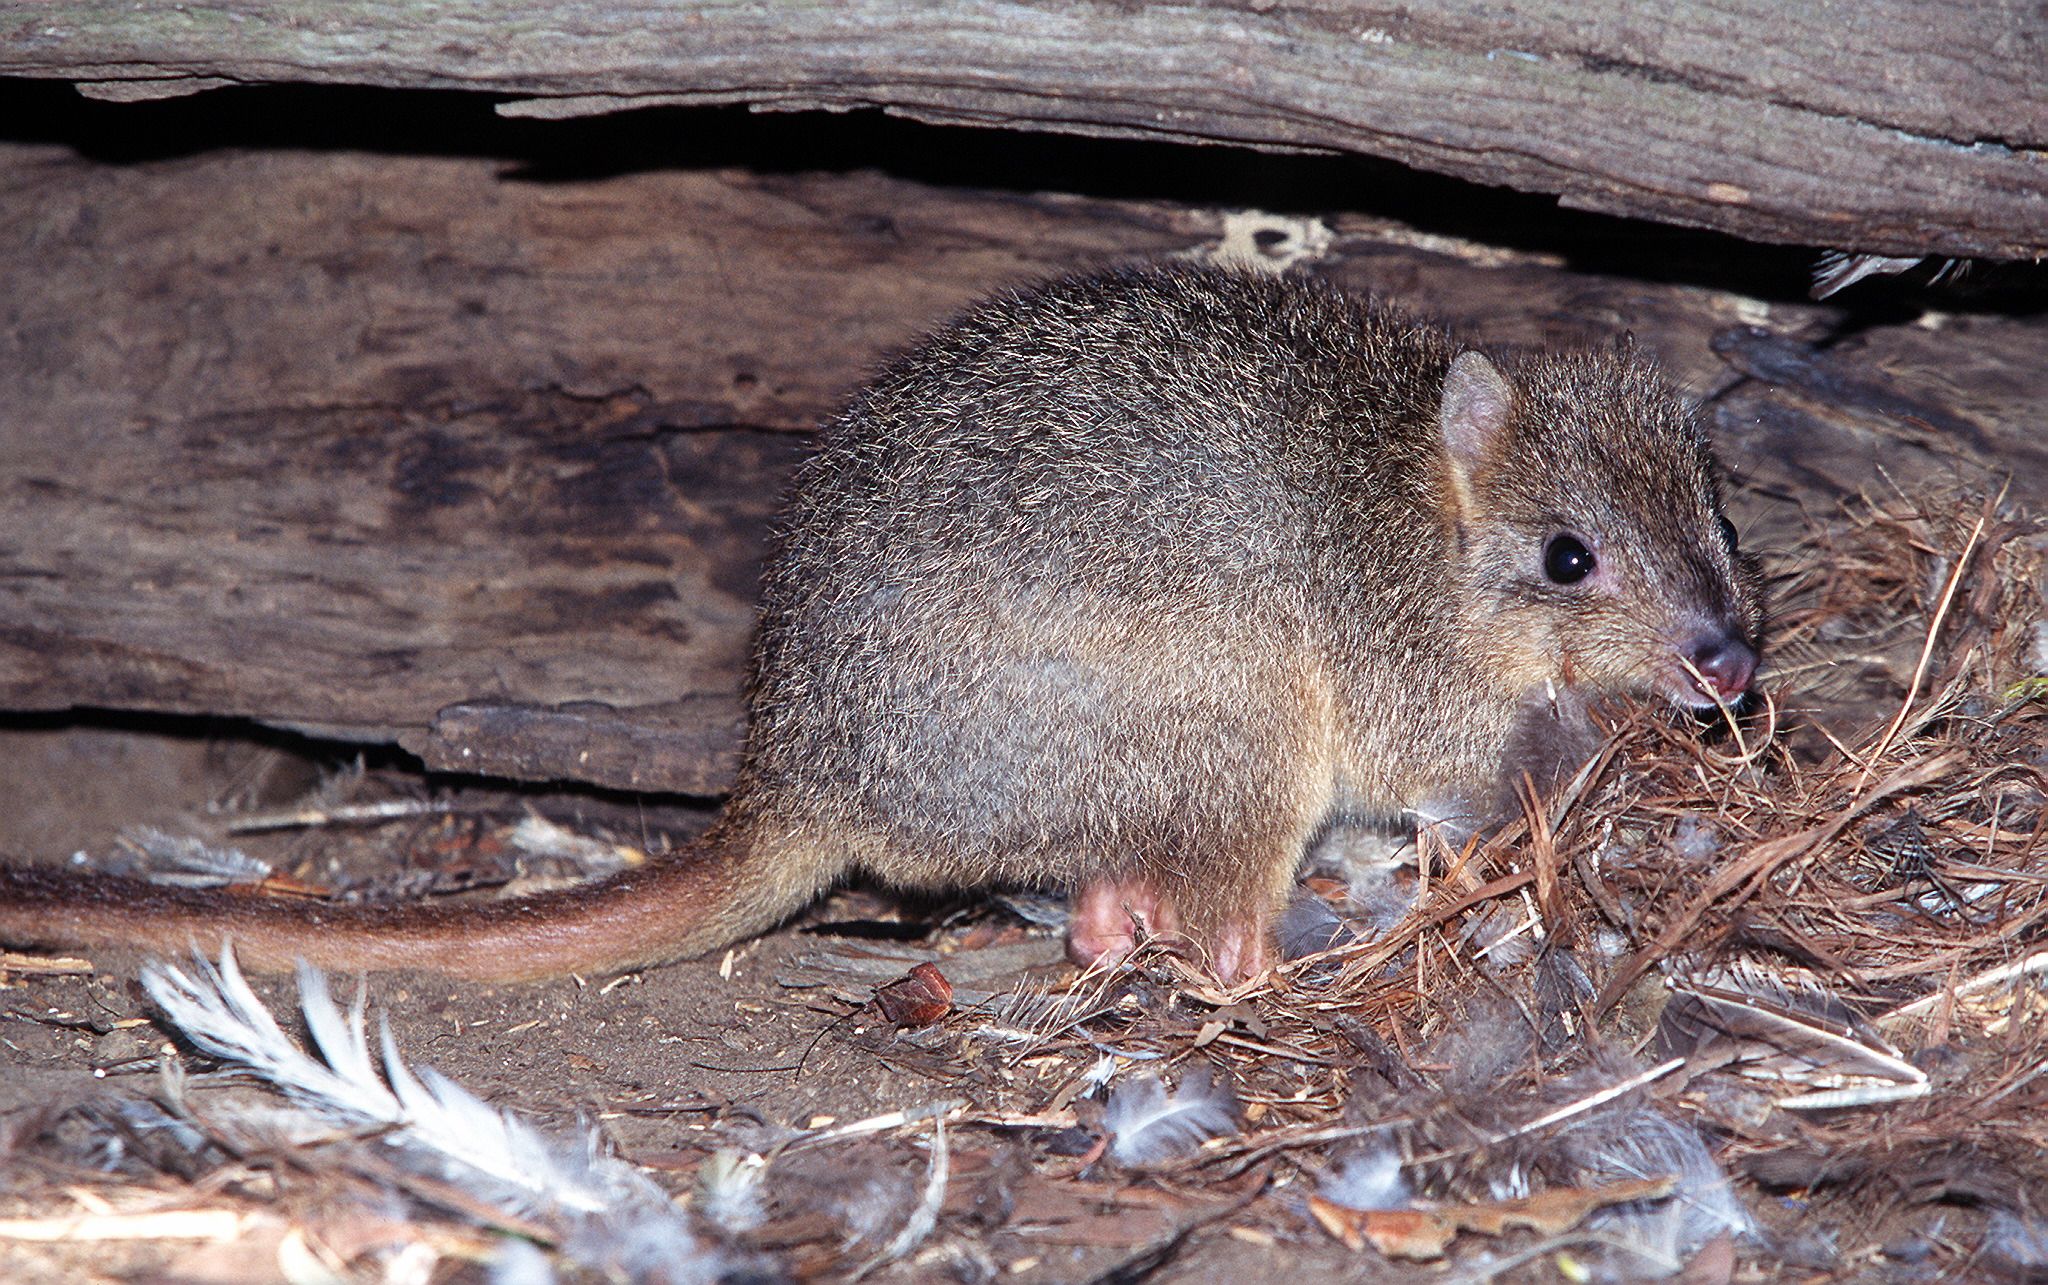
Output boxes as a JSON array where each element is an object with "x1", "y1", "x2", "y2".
[{"x1": 4, "y1": 486, "x2": 2048, "y2": 1282}]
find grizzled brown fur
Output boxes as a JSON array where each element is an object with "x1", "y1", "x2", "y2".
[{"x1": 0, "y1": 265, "x2": 1761, "y2": 982}]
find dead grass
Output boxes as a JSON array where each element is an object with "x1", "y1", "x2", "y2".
[{"x1": 4, "y1": 487, "x2": 2047, "y2": 1282}]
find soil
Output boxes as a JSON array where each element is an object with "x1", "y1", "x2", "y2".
[{"x1": 4, "y1": 636, "x2": 2045, "y2": 1284}]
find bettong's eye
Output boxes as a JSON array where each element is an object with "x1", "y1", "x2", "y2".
[
  {"x1": 1717, "y1": 515, "x2": 1739, "y2": 553},
  {"x1": 1543, "y1": 533, "x2": 1596, "y2": 585}
]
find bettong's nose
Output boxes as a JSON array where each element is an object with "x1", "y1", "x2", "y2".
[{"x1": 1688, "y1": 634, "x2": 1757, "y2": 700}]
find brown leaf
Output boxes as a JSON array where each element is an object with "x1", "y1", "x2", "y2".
[
  {"x1": 1309, "y1": 1176, "x2": 1678, "y2": 1260},
  {"x1": 1678, "y1": 1232, "x2": 1736, "y2": 1285},
  {"x1": 1452, "y1": 1176, "x2": 1676, "y2": 1237},
  {"x1": 874, "y1": 961, "x2": 953, "y2": 1027},
  {"x1": 1309, "y1": 1198, "x2": 1442, "y2": 1256}
]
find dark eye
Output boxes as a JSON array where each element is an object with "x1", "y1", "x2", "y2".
[
  {"x1": 1543, "y1": 534, "x2": 1596, "y2": 585},
  {"x1": 1717, "y1": 516, "x2": 1739, "y2": 553}
]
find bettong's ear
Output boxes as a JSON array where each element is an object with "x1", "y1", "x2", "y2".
[{"x1": 1438, "y1": 350, "x2": 1514, "y2": 518}]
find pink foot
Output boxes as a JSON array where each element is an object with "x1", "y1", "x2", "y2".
[
  {"x1": 1209, "y1": 917, "x2": 1272, "y2": 986},
  {"x1": 1067, "y1": 877, "x2": 1179, "y2": 969}
]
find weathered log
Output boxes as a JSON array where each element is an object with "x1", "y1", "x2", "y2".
[
  {"x1": 4, "y1": 140, "x2": 2045, "y2": 794},
  {"x1": 0, "y1": 143, "x2": 1209, "y2": 792},
  {"x1": 1, "y1": 1, "x2": 2041, "y2": 261}
]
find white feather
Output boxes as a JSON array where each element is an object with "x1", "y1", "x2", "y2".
[
  {"x1": 694, "y1": 1150, "x2": 767, "y2": 1232},
  {"x1": 1569, "y1": 1108, "x2": 1754, "y2": 1251},
  {"x1": 141, "y1": 947, "x2": 722, "y2": 1281},
  {"x1": 1316, "y1": 1145, "x2": 1409, "y2": 1211},
  {"x1": 1103, "y1": 1068, "x2": 1237, "y2": 1166},
  {"x1": 1661, "y1": 962, "x2": 1929, "y2": 1108},
  {"x1": 1811, "y1": 251, "x2": 1925, "y2": 298},
  {"x1": 1077, "y1": 1055, "x2": 1118, "y2": 1093},
  {"x1": 1984, "y1": 1210, "x2": 2048, "y2": 1273},
  {"x1": 297, "y1": 967, "x2": 378, "y2": 1089},
  {"x1": 486, "y1": 1239, "x2": 555, "y2": 1285},
  {"x1": 112, "y1": 827, "x2": 272, "y2": 887}
]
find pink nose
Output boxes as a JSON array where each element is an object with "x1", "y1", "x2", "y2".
[{"x1": 1688, "y1": 635, "x2": 1757, "y2": 699}]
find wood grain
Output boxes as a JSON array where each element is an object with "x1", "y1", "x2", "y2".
[
  {"x1": 0, "y1": 1, "x2": 2041, "y2": 259},
  {"x1": 4, "y1": 142, "x2": 2044, "y2": 793}
]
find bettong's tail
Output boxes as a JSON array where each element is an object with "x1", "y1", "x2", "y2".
[{"x1": 0, "y1": 817, "x2": 820, "y2": 981}]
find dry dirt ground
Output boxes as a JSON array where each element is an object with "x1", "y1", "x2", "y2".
[{"x1": 4, "y1": 486, "x2": 2048, "y2": 1285}]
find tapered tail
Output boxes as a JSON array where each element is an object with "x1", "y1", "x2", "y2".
[{"x1": 0, "y1": 818, "x2": 821, "y2": 982}]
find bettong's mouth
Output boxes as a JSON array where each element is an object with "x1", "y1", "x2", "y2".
[{"x1": 1664, "y1": 670, "x2": 1758, "y2": 716}]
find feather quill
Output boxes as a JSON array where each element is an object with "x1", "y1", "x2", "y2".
[{"x1": 1658, "y1": 962, "x2": 1928, "y2": 1109}]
